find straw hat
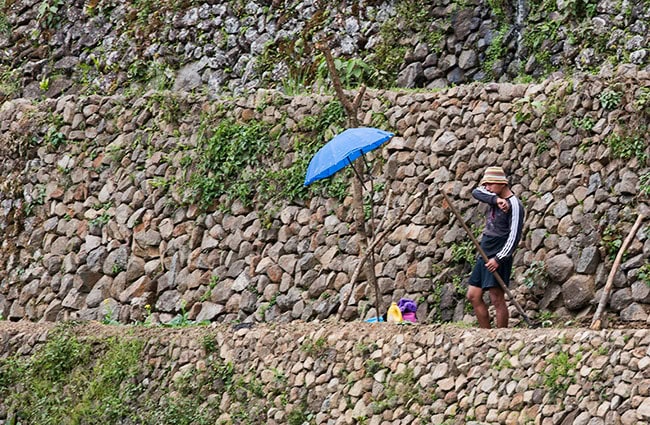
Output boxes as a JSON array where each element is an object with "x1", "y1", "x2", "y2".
[{"x1": 480, "y1": 166, "x2": 508, "y2": 185}]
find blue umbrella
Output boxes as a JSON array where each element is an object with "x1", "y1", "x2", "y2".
[{"x1": 304, "y1": 127, "x2": 394, "y2": 186}]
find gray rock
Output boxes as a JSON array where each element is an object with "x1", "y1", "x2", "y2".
[
  {"x1": 276, "y1": 287, "x2": 302, "y2": 311},
  {"x1": 119, "y1": 276, "x2": 152, "y2": 303},
  {"x1": 614, "y1": 172, "x2": 637, "y2": 195},
  {"x1": 396, "y1": 62, "x2": 424, "y2": 89},
  {"x1": 298, "y1": 253, "x2": 318, "y2": 272},
  {"x1": 173, "y1": 61, "x2": 204, "y2": 92},
  {"x1": 631, "y1": 281, "x2": 650, "y2": 303},
  {"x1": 43, "y1": 299, "x2": 64, "y2": 321},
  {"x1": 195, "y1": 302, "x2": 224, "y2": 321},
  {"x1": 458, "y1": 50, "x2": 478, "y2": 70},
  {"x1": 155, "y1": 290, "x2": 181, "y2": 313},
  {"x1": 86, "y1": 277, "x2": 111, "y2": 308},
  {"x1": 575, "y1": 246, "x2": 600, "y2": 274},
  {"x1": 447, "y1": 67, "x2": 465, "y2": 84},
  {"x1": 610, "y1": 288, "x2": 632, "y2": 311},
  {"x1": 103, "y1": 246, "x2": 130, "y2": 276},
  {"x1": 546, "y1": 254, "x2": 574, "y2": 283},
  {"x1": 431, "y1": 131, "x2": 458, "y2": 155},
  {"x1": 77, "y1": 265, "x2": 103, "y2": 291},
  {"x1": 125, "y1": 257, "x2": 146, "y2": 283},
  {"x1": 86, "y1": 246, "x2": 108, "y2": 272},
  {"x1": 212, "y1": 279, "x2": 234, "y2": 304},
  {"x1": 620, "y1": 302, "x2": 647, "y2": 322},
  {"x1": 62, "y1": 288, "x2": 85, "y2": 309},
  {"x1": 561, "y1": 275, "x2": 594, "y2": 310}
]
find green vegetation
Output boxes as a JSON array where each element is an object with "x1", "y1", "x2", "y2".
[
  {"x1": 316, "y1": 57, "x2": 373, "y2": 90},
  {"x1": 372, "y1": 0, "x2": 446, "y2": 86},
  {"x1": 598, "y1": 89, "x2": 623, "y2": 110},
  {"x1": 601, "y1": 224, "x2": 623, "y2": 261},
  {"x1": 0, "y1": 0, "x2": 10, "y2": 35},
  {"x1": 638, "y1": 262, "x2": 650, "y2": 287},
  {"x1": 0, "y1": 323, "x2": 141, "y2": 424},
  {"x1": 450, "y1": 239, "x2": 475, "y2": 264},
  {"x1": 37, "y1": 0, "x2": 64, "y2": 29},
  {"x1": 369, "y1": 367, "x2": 434, "y2": 420},
  {"x1": 450, "y1": 225, "x2": 482, "y2": 265},
  {"x1": 164, "y1": 98, "x2": 349, "y2": 213},
  {"x1": 483, "y1": 24, "x2": 510, "y2": 80},
  {"x1": 301, "y1": 336, "x2": 328, "y2": 357},
  {"x1": 0, "y1": 322, "x2": 308, "y2": 425},
  {"x1": 605, "y1": 131, "x2": 648, "y2": 165},
  {"x1": 522, "y1": 260, "x2": 549, "y2": 289},
  {"x1": 541, "y1": 351, "x2": 582, "y2": 399},
  {"x1": 635, "y1": 87, "x2": 650, "y2": 115},
  {"x1": 185, "y1": 117, "x2": 275, "y2": 208},
  {"x1": 641, "y1": 171, "x2": 650, "y2": 196}
]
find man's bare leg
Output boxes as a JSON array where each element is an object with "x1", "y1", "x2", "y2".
[
  {"x1": 489, "y1": 287, "x2": 509, "y2": 328},
  {"x1": 467, "y1": 286, "x2": 491, "y2": 328}
]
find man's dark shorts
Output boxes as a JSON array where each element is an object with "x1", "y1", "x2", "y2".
[{"x1": 469, "y1": 256, "x2": 513, "y2": 290}]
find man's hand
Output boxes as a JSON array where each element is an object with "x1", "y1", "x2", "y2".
[
  {"x1": 485, "y1": 258, "x2": 500, "y2": 273},
  {"x1": 496, "y1": 197, "x2": 509, "y2": 212}
]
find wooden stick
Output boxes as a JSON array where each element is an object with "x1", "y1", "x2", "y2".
[
  {"x1": 590, "y1": 213, "x2": 645, "y2": 330},
  {"x1": 440, "y1": 189, "x2": 534, "y2": 327},
  {"x1": 338, "y1": 190, "x2": 426, "y2": 320}
]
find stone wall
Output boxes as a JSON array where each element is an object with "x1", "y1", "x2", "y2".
[
  {"x1": 0, "y1": 0, "x2": 648, "y2": 100},
  {"x1": 1, "y1": 65, "x2": 649, "y2": 326},
  {"x1": 1, "y1": 321, "x2": 650, "y2": 424}
]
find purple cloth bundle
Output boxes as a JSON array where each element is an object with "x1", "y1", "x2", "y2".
[{"x1": 397, "y1": 298, "x2": 417, "y2": 323}]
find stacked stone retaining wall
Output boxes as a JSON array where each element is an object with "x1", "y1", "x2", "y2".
[
  {"x1": 1, "y1": 0, "x2": 648, "y2": 100},
  {"x1": 1, "y1": 65, "x2": 649, "y2": 327},
  {"x1": 1, "y1": 321, "x2": 650, "y2": 424}
]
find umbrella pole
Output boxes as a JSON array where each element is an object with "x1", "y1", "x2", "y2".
[
  {"x1": 347, "y1": 157, "x2": 382, "y2": 317},
  {"x1": 347, "y1": 157, "x2": 371, "y2": 192}
]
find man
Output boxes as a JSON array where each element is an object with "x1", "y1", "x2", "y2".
[{"x1": 467, "y1": 166, "x2": 524, "y2": 328}]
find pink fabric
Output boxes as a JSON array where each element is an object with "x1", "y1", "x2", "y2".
[{"x1": 402, "y1": 312, "x2": 417, "y2": 323}]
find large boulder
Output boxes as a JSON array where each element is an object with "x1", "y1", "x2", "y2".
[
  {"x1": 561, "y1": 275, "x2": 594, "y2": 310},
  {"x1": 546, "y1": 254, "x2": 574, "y2": 283}
]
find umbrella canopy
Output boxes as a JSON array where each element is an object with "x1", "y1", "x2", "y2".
[{"x1": 304, "y1": 127, "x2": 394, "y2": 186}]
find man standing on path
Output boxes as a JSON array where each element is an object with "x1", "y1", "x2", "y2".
[{"x1": 467, "y1": 166, "x2": 525, "y2": 328}]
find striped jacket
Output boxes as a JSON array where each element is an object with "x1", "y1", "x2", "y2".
[{"x1": 472, "y1": 186, "x2": 525, "y2": 262}]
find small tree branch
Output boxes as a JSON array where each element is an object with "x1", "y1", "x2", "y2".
[
  {"x1": 590, "y1": 213, "x2": 645, "y2": 330},
  {"x1": 338, "y1": 190, "x2": 427, "y2": 320}
]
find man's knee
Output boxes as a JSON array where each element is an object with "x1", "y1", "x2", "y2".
[{"x1": 467, "y1": 286, "x2": 482, "y2": 304}]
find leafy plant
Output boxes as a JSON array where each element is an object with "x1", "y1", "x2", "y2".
[
  {"x1": 522, "y1": 261, "x2": 549, "y2": 289},
  {"x1": 451, "y1": 239, "x2": 475, "y2": 264},
  {"x1": 37, "y1": 0, "x2": 64, "y2": 29},
  {"x1": 91, "y1": 211, "x2": 111, "y2": 227},
  {"x1": 0, "y1": 0, "x2": 10, "y2": 35},
  {"x1": 572, "y1": 116, "x2": 595, "y2": 132},
  {"x1": 186, "y1": 118, "x2": 275, "y2": 208},
  {"x1": 605, "y1": 131, "x2": 648, "y2": 164},
  {"x1": 316, "y1": 57, "x2": 372, "y2": 89},
  {"x1": 601, "y1": 225, "x2": 623, "y2": 261},
  {"x1": 542, "y1": 351, "x2": 582, "y2": 399},
  {"x1": 598, "y1": 89, "x2": 622, "y2": 110},
  {"x1": 640, "y1": 172, "x2": 650, "y2": 196},
  {"x1": 301, "y1": 337, "x2": 327, "y2": 357},
  {"x1": 163, "y1": 300, "x2": 209, "y2": 328},
  {"x1": 638, "y1": 262, "x2": 650, "y2": 287},
  {"x1": 483, "y1": 24, "x2": 509, "y2": 80},
  {"x1": 450, "y1": 225, "x2": 482, "y2": 264},
  {"x1": 635, "y1": 87, "x2": 650, "y2": 115}
]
